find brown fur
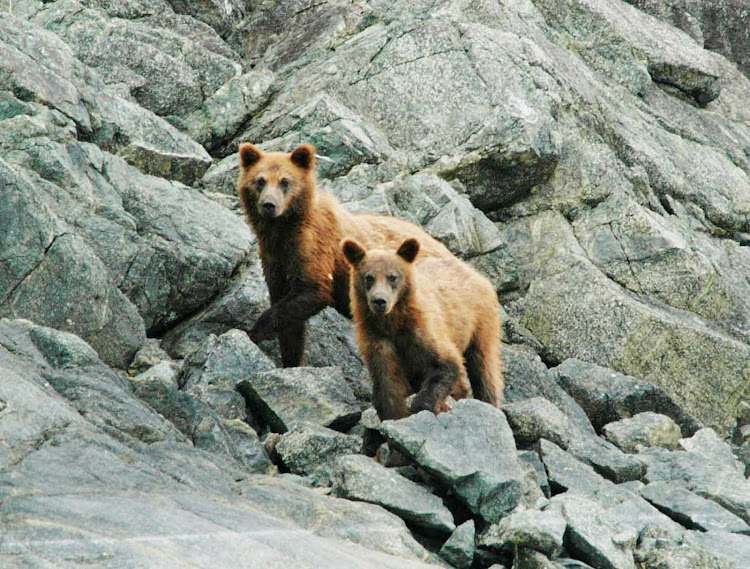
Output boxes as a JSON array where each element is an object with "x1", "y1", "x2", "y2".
[
  {"x1": 343, "y1": 238, "x2": 504, "y2": 421},
  {"x1": 237, "y1": 142, "x2": 452, "y2": 367}
]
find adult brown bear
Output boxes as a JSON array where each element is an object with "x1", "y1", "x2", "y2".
[{"x1": 237, "y1": 142, "x2": 452, "y2": 367}]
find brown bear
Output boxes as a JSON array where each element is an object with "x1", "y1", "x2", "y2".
[
  {"x1": 342, "y1": 237, "x2": 504, "y2": 421},
  {"x1": 237, "y1": 142, "x2": 452, "y2": 367}
]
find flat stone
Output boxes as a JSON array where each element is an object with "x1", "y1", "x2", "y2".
[
  {"x1": 380, "y1": 399, "x2": 525, "y2": 524},
  {"x1": 602, "y1": 412, "x2": 682, "y2": 453},
  {"x1": 635, "y1": 526, "x2": 734, "y2": 569},
  {"x1": 331, "y1": 454, "x2": 455, "y2": 536},
  {"x1": 238, "y1": 367, "x2": 361, "y2": 433},
  {"x1": 640, "y1": 480, "x2": 750, "y2": 534}
]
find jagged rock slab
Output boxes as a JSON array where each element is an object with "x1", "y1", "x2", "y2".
[
  {"x1": 519, "y1": 449, "x2": 551, "y2": 499},
  {"x1": 331, "y1": 454, "x2": 455, "y2": 535},
  {"x1": 478, "y1": 507, "x2": 567, "y2": 558},
  {"x1": 635, "y1": 526, "x2": 735, "y2": 569},
  {"x1": 238, "y1": 367, "x2": 361, "y2": 433},
  {"x1": 554, "y1": 492, "x2": 637, "y2": 569},
  {"x1": 0, "y1": 158, "x2": 146, "y2": 368},
  {"x1": 179, "y1": 330, "x2": 274, "y2": 421},
  {"x1": 439, "y1": 520, "x2": 475, "y2": 569},
  {"x1": 602, "y1": 412, "x2": 682, "y2": 453},
  {"x1": 688, "y1": 530, "x2": 750, "y2": 569},
  {"x1": 380, "y1": 399, "x2": 525, "y2": 524},
  {"x1": 502, "y1": 346, "x2": 596, "y2": 436},
  {"x1": 505, "y1": 397, "x2": 645, "y2": 483},
  {"x1": 678, "y1": 427, "x2": 741, "y2": 473},
  {"x1": 640, "y1": 480, "x2": 750, "y2": 534},
  {"x1": 538, "y1": 440, "x2": 683, "y2": 535},
  {"x1": 239, "y1": 475, "x2": 440, "y2": 564},
  {"x1": 552, "y1": 359, "x2": 701, "y2": 436},
  {"x1": 640, "y1": 446, "x2": 750, "y2": 524},
  {"x1": 277, "y1": 425, "x2": 362, "y2": 479},
  {"x1": 33, "y1": 1, "x2": 242, "y2": 117}
]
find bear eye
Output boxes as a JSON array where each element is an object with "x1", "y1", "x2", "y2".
[
  {"x1": 255, "y1": 176, "x2": 266, "y2": 189},
  {"x1": 363, "y1": 274, "x2": 375, "y2": 288},
  {"x1": 387, "y1": 273, "x2": 399, "y2": 285},
  {"x1": 280, "y1": 178, "x2": 291, "y2": 192}
]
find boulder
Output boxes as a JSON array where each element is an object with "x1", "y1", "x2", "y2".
[
  {"x1": 602, "y1": 413, "x2": 682, "y2": 453},
  {"x1": 479, "y1": 507, "x2": 567, "y2": 558},
  {"x1": 505, "y1": 397, "x2": 645, "y2": 483},
  {"x1": 331, "y1": 454, "x2": 455, "y2": 535},
  {"x1": 380, "y1": 399, "x2": 525, "y2": 524},
  {"x1": 277, "y1": 425, "x2": 362, "y2": 480},
  {"x1": 439, "y1": 520, "x2": 475, "y2": 569},
  {"x1": 238, "y1": 367, "x2": 361, "y2": 433},
  {"x1": 639, "y1": 480, "x2": 750, "y2": 534},
  {"x1": 552, "y1": 359, "x2": 701, "y2": 436}
]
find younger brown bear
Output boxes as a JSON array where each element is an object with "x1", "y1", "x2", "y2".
[
  {"x1": 237, "y1": 143, "x2": 452, "y2": 367},
  {"x1": 342, "y1": 237, "x2": 504, "y2": 420}
]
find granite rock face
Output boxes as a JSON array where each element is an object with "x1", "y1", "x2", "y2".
[{"x1": 3, "y1": 0, "x2": 750, "y2": 566}]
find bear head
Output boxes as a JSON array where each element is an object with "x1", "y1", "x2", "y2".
[
  {"x1": 237, "y1": 143, "x2": 316, "y2": 221},
  {"x1": 342, "y1": 238, "x2": 420, "y2": 316}
]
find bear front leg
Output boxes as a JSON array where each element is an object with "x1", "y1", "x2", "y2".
[
  {"x1": 249, "y1": 283, "x2": 327, "y2": 342},
  {"x1": 365, "y1": 341, "x2": 410, "y2": 421},
  {"x1": 278, "y1": 321, "x2": 306, "y2": 367},
  {"x1": 411, "y1": 359, "x2": 461, "y2": 415}
]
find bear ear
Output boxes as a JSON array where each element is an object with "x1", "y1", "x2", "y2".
[
  {"x1": 397, "y1": 238, "x2": 420, "y2": 263},
  {"x1": 342, "y1": 239, "x2": 366, "y2": 266},
  {"x1": 239, "y1": 143, "x2": 262, "y2": 169},
  {"x1": 290, "y1": 143, "x2": 316, "y2": 171}
]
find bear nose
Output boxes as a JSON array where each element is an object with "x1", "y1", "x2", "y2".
[
  {"x1": 372, "y1": 298, "x2": 387, "y2": 312},
  {"x1": 262, "y1": 202, "x2": 276, "y2": 215}
]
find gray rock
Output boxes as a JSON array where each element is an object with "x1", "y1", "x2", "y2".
[
  {"x1": 0, "y1": 16, "x2": 212, "y2": 184},
  {"x1": 185, "y1": 69, "x2": 275, "y2": 150},
  {"x1": 381, "y1": 173, "x2": 508, "y2": 258},
  {"x1": 503, "y1": 346, "x2": 596, "y2": 436},
  {"x1": 505, "y1": 397, "x2": 645, "y2": 483},
  {"x1": 519, "y1": 450, "x2": 551, "y2": 499},
  {"x1": 554, "y1": 492, "x2": 637, "y2": 569},
  {"x1": 33, "y1": 1, "x2": 241, "y2": 117},
  {"x1": 602, "y1": 412, "x2": 682, "y2": 453},
  {"x1": 732, "y1": 401, "x2": 750, "y2": 446},
  {"x1": 479, "y1": 507, "x2": 567, "y2": 558},
  {"x1": 640, "y1": 446, "x2": 750, "y2": 524},
  {"x1": 221, "y1": 418, "x2": 275, "y2": 475},
  {"x1": 678, "y1": 428, "x2": 740, "y2": 473},
  {"x1": 0, "y1": 158, "x2": 146, "y2": 368},
  {"x1": 514, "y1": 549, "x2": 563, "y2": 569},
  {"x1": 539, "y1": 440, "x2": 683, "y2": 535},
  {"x1": 277, "y1": 425, "x2": 362, "y2": 480},
  {"x1": 624, "y1": 0, "x2": 750, "y2": 81},
  {"x1": 634, "y1": 526, "x2": 734, "y2": 569},
  {"x1": 640, "y1": 480, "x2": 750, "y2": 534},
  {"x1": 688, "y1": 530, "x2": 750, "y2": 569},
  {"x1": 439, "y1": 520, "x2": 475, "y2": 569},
  {"x1": 238, "y1": 367, "x2": 361, "y2": 433},
  {"x1": 128, "y1": 339, "x2": 172, "y2": 376},
  {"x1": 239, "y1": 475, "x2": 440, "y2": 564},
  {"x1": 331, "y1": 454, "x2": 455, "y2": 535},
  {"x1": 380, "y1": 399, "x2": 525, "y2": 524},
  {"x1": 552, "y1": 359, "x2": 701, "y2": 436},
  {"x1": 179, "y1": 330, "x2": 275, "y2": 421},
  {"x1": 737, "y1": 443, "x2": 750, "y2": 478}
]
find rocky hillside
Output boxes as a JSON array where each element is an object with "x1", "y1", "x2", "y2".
[{"x1": 1, "y1": 0, "x2": 750, "y2": 567}]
